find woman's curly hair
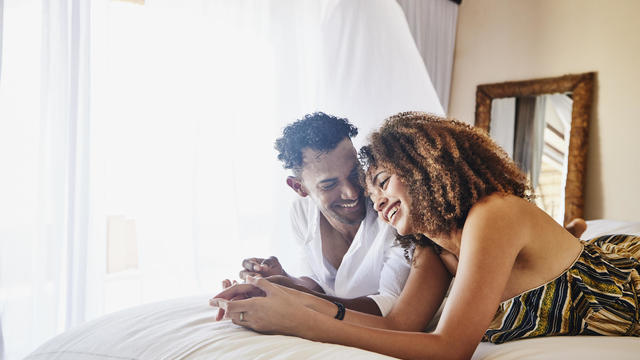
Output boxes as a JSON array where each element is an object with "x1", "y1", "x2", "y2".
[{"x1": 360, "y1": 112, "x2": 530, "y2": 251}]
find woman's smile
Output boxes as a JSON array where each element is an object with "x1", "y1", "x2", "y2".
[{"x1": 384, "y1": 201, "x2": 401, "y2": 224}]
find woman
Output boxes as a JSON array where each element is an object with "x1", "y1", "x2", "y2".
[{"x1": 212, "y1": 112, "x2": 639, "y2": 360}]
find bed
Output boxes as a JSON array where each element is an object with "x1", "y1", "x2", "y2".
[{"x1": 26, "y1": 220, "x2": 640, "y2": 360}]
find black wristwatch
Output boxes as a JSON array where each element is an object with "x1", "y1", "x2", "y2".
[{"x1": 333, "y1": 301, "x2": 345, "y2": 320}]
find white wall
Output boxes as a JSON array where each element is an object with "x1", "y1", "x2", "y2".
[{"x1": 448, "y1": 0, "x2": 640, "y2": 221}]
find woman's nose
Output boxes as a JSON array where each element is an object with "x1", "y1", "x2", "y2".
[{"x1": 373, "y1": 194, "x2": 387, "y2": 212}]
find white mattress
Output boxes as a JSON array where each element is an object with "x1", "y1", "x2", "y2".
[
  {"x1": 26, "y1": 295, "x2": 397, "y2": 360},
  {"x1": 26, "y1": 219, "x2": 640, "y2": 360},
  {"x1": 581, "y1": 219, "x2": 640, "y2": 238}
]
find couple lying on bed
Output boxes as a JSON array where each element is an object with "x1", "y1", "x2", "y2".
[{"x1": 212, "y1": 112, "x2": 639, "y2": 360}]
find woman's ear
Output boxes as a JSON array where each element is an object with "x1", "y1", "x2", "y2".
[{"x1": 286, "y1": 176, "x2": 308, "y2": 197}]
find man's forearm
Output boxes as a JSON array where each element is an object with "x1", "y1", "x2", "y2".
[
  {"x1": 266, "y1": 274, "x2": 326, "y2": 294},
  {"x1": 272, "y1": 275, "x2": 382, "y2": 315},
  {"x1": 289, "y1": 275, "x2": 326, "y2": 294},
  {"x1": 277, "y1": 284, "x2": 381, "y2": 315}
]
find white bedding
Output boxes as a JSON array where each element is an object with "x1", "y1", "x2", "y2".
[
  {"x1": 580, "y1": 219, "x2": 640, "y2": 238},
  {"x1": 25, "y1": 295, "x2": 397, "y2": 360},
  {"x1": 27, "y1": 220, "x2": 640, "y2": 360}
]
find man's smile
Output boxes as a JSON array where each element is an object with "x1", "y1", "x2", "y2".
[{"x1": 333, "y1": 196, "x2": 365, "y2": 213}]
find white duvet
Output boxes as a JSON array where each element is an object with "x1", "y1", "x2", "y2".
[{"x1": 26, "y1": 220, "x2": 640, "y2": 360}]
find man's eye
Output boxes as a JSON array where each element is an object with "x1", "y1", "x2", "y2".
[
  {"x1": 321, "y1": 183, "x2": 336, "y2": 191},
  {"x1": 380, "y1": 178, "x2": 390, "y2": 189}
]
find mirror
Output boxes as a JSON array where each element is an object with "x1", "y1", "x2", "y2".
[{"x1": 475, "y1": 73, "x2": 595, "y2": 225}]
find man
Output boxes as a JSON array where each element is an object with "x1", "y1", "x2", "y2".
[{"x1": 224, "y1": 112, "x2": 410, "y2": 316}]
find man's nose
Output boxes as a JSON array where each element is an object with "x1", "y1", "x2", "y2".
[{"x1": 341, "y1": 180, "x2": 361, "y2": 200}]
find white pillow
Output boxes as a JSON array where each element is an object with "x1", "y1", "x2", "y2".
[{"x1": 581, "y1": 219, "x2": 640, "y2": 239}]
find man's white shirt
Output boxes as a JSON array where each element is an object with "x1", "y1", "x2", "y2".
[{"x1": 290, "y1": 197, "x2": 410, "y2": 315}]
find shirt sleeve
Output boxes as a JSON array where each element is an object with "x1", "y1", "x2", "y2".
[
  {"x1": 289, "y1": 199, "x2": 320, "y2": 284},
  {"x1": 367, "y1": 234, "x2": 411, "y2": 316}
]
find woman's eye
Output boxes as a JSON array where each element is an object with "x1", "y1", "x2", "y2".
[{"x1": 380, "y1": 178, "x2": 389, "y2": 189}]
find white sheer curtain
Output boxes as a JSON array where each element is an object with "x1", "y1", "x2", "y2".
[
  {"x1": 0, "y1": 1, "x2": 442, "y2": 358},
  {"x1": 530, "y1": 96, "x2": 547, "y2": 189},
  {"x1": 0, "y1": 0, "x2": 4, "y2": 83},
  {"x1": 0, "y1": 0, "x2": 91, "y2": 359},
  {"x1": 311, "y1": 0, "x2": 444, "y2": 149},
  {"x1": 0, "y1": 0, "x2": 4, "y2": 356},
  {"x1": 547, "y1": 93, "x2": 573, "y2": 223},
  {"x1": 490, "y1": 97, "x2": 516, "y2": 158},
  {"x1": 396, "y1": 0, "x2": 458, "y2": 113}
]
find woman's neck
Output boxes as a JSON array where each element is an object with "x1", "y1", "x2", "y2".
[{"x1": 429, "y1": 228, "x2": 463, "y2": 257}]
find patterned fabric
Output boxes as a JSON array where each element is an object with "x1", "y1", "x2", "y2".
[{"x1": 484, "y1": 234, "x2": 640, "y2": 344}]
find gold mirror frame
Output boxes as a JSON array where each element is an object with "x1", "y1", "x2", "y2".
[{"x1": 475, "y1": 72, "x2": 595, "y2": 225}]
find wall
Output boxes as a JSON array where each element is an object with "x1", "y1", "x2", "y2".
[{"x1": 448, "y1": 0, "x2": 640, "y2": 221}]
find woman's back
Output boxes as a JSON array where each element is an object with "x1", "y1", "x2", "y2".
[
  {"x1": 486, "y1": 232, "x2": 640, "y2": 342},
  {"x1": 482, "y1": 194, "x2": 583, "y2": 302},
  {"x1": 442, "y1": 193, "x2": 583, "y2": 302},
  {"x1": 457, "y1": 194, "x2": 640, "y2": 343}
]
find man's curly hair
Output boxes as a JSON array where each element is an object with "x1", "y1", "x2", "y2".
[
  {"x1": 360, "y1": 112, "x2": 529, "y2": 249},
  {"x1": 275, "y1": 112, "x2": 358, "y2": 173}
]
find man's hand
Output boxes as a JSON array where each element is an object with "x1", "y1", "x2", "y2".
[
  {"x1": 221, "y1": 279, "x2": 237, "y2": 289},
  {"x1": 239, "y1": 256, "x2": 287, "y2": 280}
]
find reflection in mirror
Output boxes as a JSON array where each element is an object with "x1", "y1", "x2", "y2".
[
  {"x1": 475, "y1": 72, "x2": 595, "y2": 225},
  {"x1": 490, "y1": 94, "x2": 573, "y2": 223}
]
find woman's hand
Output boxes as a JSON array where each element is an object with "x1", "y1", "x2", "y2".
[
  {"x1": 213, "y1": 276, "x2": 313, "y2": 336},
  {"x1": 210, "y1": 282, "x2": 266, "y2": 320}
]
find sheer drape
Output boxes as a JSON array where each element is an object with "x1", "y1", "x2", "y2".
[
  {"x1": 547, "y1": 94, "x2": 573, "y2": 222},
  {"x1": 490, "y1": 97, "x2": 516, "y2": 158},
  {"x1": 396, "y1": 0, "x2": 458, "y2": 113},
  {"x1": 488, "y1": 94, "x2": 573, "y2": 224},
  {"x1": 0, "y1": 1, "x2": 442, "y2": 358},
  {"x1": 512, "y1": 96, "x2": 546, "y2": 189},
  {"x1": 41, "y1": 0, "x2": 92, "y2": 330},
  {"x1": 513, "y1": 97, "x2": 535, "y2": 175},
  {"x1": 0, "y1": 0, "x2": 4, "y2": 83},
  {"x1": 0, "y1": 0, "x2": 4, "y2": 357},
  {"x1": 530, "y1": 96, "x2": 547, "y2": 189},
  {"x1": 0, "y1": 1, "x2": 92, "y2": 359},
  {"x1": 311, "y1": 0, "x2": 444, "y2": 149}
]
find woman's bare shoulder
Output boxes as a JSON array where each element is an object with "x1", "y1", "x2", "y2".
[
  {"x1": 462, "y1": 193, "x2": 534, "y2": 249},
  {"x1": 467, "y1": 193, "x2": 532, "y2": 223}
]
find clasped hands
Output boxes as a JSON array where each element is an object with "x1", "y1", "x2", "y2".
[{"x1": 209, "y1": 256, "x2": 310, "y2": 335}]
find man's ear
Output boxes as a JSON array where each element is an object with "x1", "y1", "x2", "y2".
[{"x1": 286, "y1": 176, "x2": 308, "y2": 197}]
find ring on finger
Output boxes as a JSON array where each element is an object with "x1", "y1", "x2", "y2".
[{"x1": 239, "y1": 311, "x2": 245, "y2": 321}]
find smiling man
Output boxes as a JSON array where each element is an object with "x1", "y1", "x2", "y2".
[{"x1": 230, "y1": 112, "x2": 410, "y2": 315}]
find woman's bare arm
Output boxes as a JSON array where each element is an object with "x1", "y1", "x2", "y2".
[
  {"x1": 295, "y1": 244, "x2": 451, "y2": 331},
  {"x1": 305, "y1": 197, "x2": 526, "y2": 358},
  {"x1": 220, "y1": 195, "x2": 527, "y2": 359},
  {"x1": 215, "y1": 245, "x2": 451, "y2": 331}
]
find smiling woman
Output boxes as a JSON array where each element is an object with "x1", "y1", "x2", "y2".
[{"x1": 360, "y1": 112, "x2": 528, "y2": 238}]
